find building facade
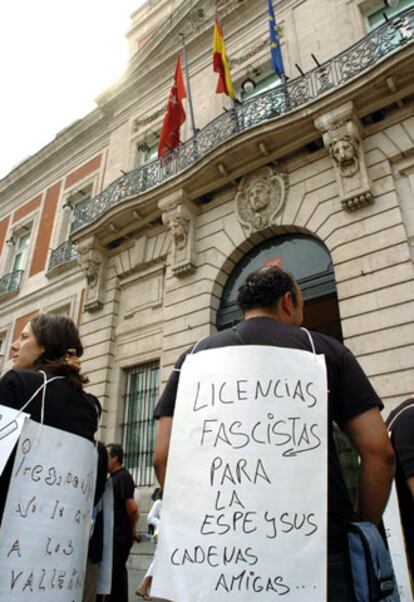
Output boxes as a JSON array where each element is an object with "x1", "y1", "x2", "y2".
[{"x1": 1, "y1": 0, "x2": 414, "y2": 496}]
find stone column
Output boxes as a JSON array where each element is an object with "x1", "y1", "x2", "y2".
[{"x1": 315, "y1": 102, "x2": 374, "y2": 211}]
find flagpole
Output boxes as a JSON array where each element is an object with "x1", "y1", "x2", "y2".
[
  {"x1": 179, "y1": 33, "x2": 197, "y2": 139},
  {"x1": 281, "y1": 73, "x2": 290, "y2": 112}
]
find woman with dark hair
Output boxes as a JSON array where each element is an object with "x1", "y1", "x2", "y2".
[{"x1": 0, "y1": 313, "x2": 101, "y2": 522}]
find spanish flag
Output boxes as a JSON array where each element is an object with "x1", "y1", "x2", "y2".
[{"x1": 213, "y1": 12, "x2": 235, "y2": 98}]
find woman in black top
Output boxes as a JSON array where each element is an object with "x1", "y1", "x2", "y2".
[{"x1": 0, "y1": 313, "x2": 101, "y2": 522}]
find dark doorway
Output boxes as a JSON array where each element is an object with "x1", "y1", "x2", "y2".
[{"x1": 217, "y1": 234, "x2": 343, "y2": 342}]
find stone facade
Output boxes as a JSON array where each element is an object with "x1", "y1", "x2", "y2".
[{"x1": 0, "y1": 0, "x2": 414, "y2": 458}]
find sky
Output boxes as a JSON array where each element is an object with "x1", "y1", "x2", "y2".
[{"x1": 0, "y1": 0, "x2": 143, "y2": 179}]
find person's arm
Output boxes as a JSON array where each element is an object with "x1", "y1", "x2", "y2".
[
  {"x1": 406, "y1": 476, "x2": 414, "y2": 499},
  {"x1": 344, "y1": 407, "x2": 395, "y2": 525},
  {"x1": 125, "y1": 497, "x2": 139, "y2": 535},
  {"x1": 153, "y1": 416, "x2": 173, "y2": 489}
]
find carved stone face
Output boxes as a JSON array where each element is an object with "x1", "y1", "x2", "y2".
[
  {"x1": 331, "y1": 138, "x2": 359, "y2": 177},
  {"x1": 170, "y1": 218, "x2": 187, "y2": 250},
  {"x1": 248, "y1": 180, "x2": 271, "y2": 213},
  {"x1": 81, "y1": 259, "x2": 99, "y2": 288},
  {"x1": 332, "y1": 139, "x2": 354, "y2": 163}
]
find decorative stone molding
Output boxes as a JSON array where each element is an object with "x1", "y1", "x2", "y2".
[
  {"x1": 159, "y1": 191, "x2": 197, "y2": 276},
  {"x1": 114, "y1": 232, "x2": 169, "y2": 278},
  {"x1": 229, "y1": 38, "x2": 270, "y2": 67},
  {"x1": 133, "y1": 107, "x2": 165, "y2": 132},
  {"x1": 315, "y1": 102, "x2": 374, "y2": 211},
  {"x1": 77, "y1": 236, "x2": 107, "y2": 312},
  {"x1": 235, "y1": 166, "x2": 288, "y2": 234}
]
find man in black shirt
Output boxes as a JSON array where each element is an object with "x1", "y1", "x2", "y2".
[
  {"x1": 106, "y1": 443, "x2": 138, "y2": 602},
  {"x1": 387, "y1": 398, "x2": 414, "y2": 577},
  {"x1": 153, "y1": 267, "x2": 395, "y2": 601}
]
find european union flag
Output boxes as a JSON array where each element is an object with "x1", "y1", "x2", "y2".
[{"x1": 268, "y1": 0, "x2": 285, "y2": 77}]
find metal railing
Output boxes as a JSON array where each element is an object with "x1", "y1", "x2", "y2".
[
  {"x1": 0, "y1": 270, "x2": 24, "y2": 297},
  {"x1": 72, "y1": 7, "x2": 414, "y2": 233},
  {"x1": 48, "y1": 240, "x2": 79, "y2": 272}
]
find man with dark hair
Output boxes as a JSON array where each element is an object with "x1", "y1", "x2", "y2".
[
  {"x1": 153, "y1": 267, "x2": 395, "y2": 601},
  {"x1": 106, "y1": 443, "x2": 138, "y2": 602}
]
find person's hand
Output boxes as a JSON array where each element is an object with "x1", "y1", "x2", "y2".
[
  {"x1": 133, "y1": 531, "x2": 142, "y2": 543},
  {"x1": 64, "y1": 349, "x2": 81, "y2": 373}
]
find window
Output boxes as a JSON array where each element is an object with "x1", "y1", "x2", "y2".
[
  {"x1": 12, "y1": 231, "x2": 31, "y2": 273},
  {"x1": 65, "y1": 188, "x2": 92, "y2": 239},
  {"x1": 241, "y1": 72, "x2": 281, "y2": 102},
  {"x1": 366, "y1": 0, "x2": 414, "y2": 30},
  {"x1": 137, "y1": 140, "x2": 159, "y2": 165},
  {"x1": 144, "y1": 142, "x2": 158, "y2": 164},
  {"x1": 123, "y1": 361, "x2": 160, "y2": 486}
]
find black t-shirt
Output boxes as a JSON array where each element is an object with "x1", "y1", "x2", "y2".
[
  {"x1": 154, "y1": 317, "x2": 383, "y2": 554},
  {"x1": 110, "y1": 467, "x2": 135, "y2": 545},
  {"x1": 0, "y1": 368, "x2": 100, "y2": 524},
  {"x1": 387, "y1": 398, "x2": 414, "y2": 574}
]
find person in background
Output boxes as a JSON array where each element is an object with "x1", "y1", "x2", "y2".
[
  {"x1": 83, "y1": 442, "x2": 109, "y2": 602},
  {"x1": 0, "y1": 313, "x2": 101, "y2": 523},
  {"x1": 106, "y1": 443, "x2": 139, "y2": 602},
  {"x1": 153, "y1": 267, "x2": 395, "y2": 602},
  {"x1": 387, "y1": 397, "x2": 414, "y2": 577},
  {"x1": 135, "y1": 488, "x2": 162, "y2": 600}
]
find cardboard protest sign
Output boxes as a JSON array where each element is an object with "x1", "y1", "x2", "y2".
[
  {"x1": 0, "y1": 404, "x2": 29, "y2": 476},
  {"x1": 96, "y1": 479, "x2": 114, "y2": 595},
  {"x1": 383, "y1": 483, "x2": 413, "y2": 600},
  {"x1": 152, "y1": 345, "x2": 328, "y2": 601},
  {"x1": 0, "y1": 419, "x2": 97, "y2": 601}
]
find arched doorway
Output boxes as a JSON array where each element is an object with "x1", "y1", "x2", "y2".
[
  {"x1": 217, "y1": 233, "x2": 343, "y2": 341},
  {"x1": 217, "y1": 233, "x2": 358, "y2": 504}
]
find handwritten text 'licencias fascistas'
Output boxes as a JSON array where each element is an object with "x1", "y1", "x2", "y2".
[{"x1": 193, "y1": 377, "x2": 318, "y2": 412}]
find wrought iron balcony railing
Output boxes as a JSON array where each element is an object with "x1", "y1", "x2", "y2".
[
  {"x1": 48, "y1": 240, "x2": 79, "y2": 272},
  {"x1": 0, "y1": 270, "x2": 24, "y2": 297},
  {"x1": 72, "y1": 7, "x2": 414, "y2": 233}
]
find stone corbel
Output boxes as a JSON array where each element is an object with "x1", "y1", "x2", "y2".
[
  {"x1": 77, "y1": 236, "x2": 107, "y2": 312},
  {"x1": 159, "y1": 191, "x2": 197, "y2": 277},
  {"x1": 315, "y1": 102, "x2": 374, "y2": 211}
]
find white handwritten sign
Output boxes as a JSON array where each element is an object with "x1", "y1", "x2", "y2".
[
  {"x1": 152, "y1": 345, "x2": 328, "y2": 601},
  {"x1": 0, "y1": 404, "x2": 29, "y2": 476},
  {"x1": 383, "y1": 483, "x2": 413, "y2": 601},
  {"x1": 0, "y1": 419, "x2": 97, "y2": 601}
]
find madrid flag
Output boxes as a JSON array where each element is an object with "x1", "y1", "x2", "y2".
[{"x1": 158, "y1": 53, "x2": 187, "y2": 158}]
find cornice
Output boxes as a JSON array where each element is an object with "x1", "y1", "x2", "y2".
[{"x1": 0, "y1": 109, "x2": 110, "y2": 198}]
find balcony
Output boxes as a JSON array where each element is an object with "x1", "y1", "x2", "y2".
[
  {"x1": 0, "y1": 270, "x2": 24, "y2": 299},
  {"x1": 47, "y1": 240, "x2": 79, "y2": 275},
  {"x1": 72, "y1": 7, "x2": 414, "y2": 234}
]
